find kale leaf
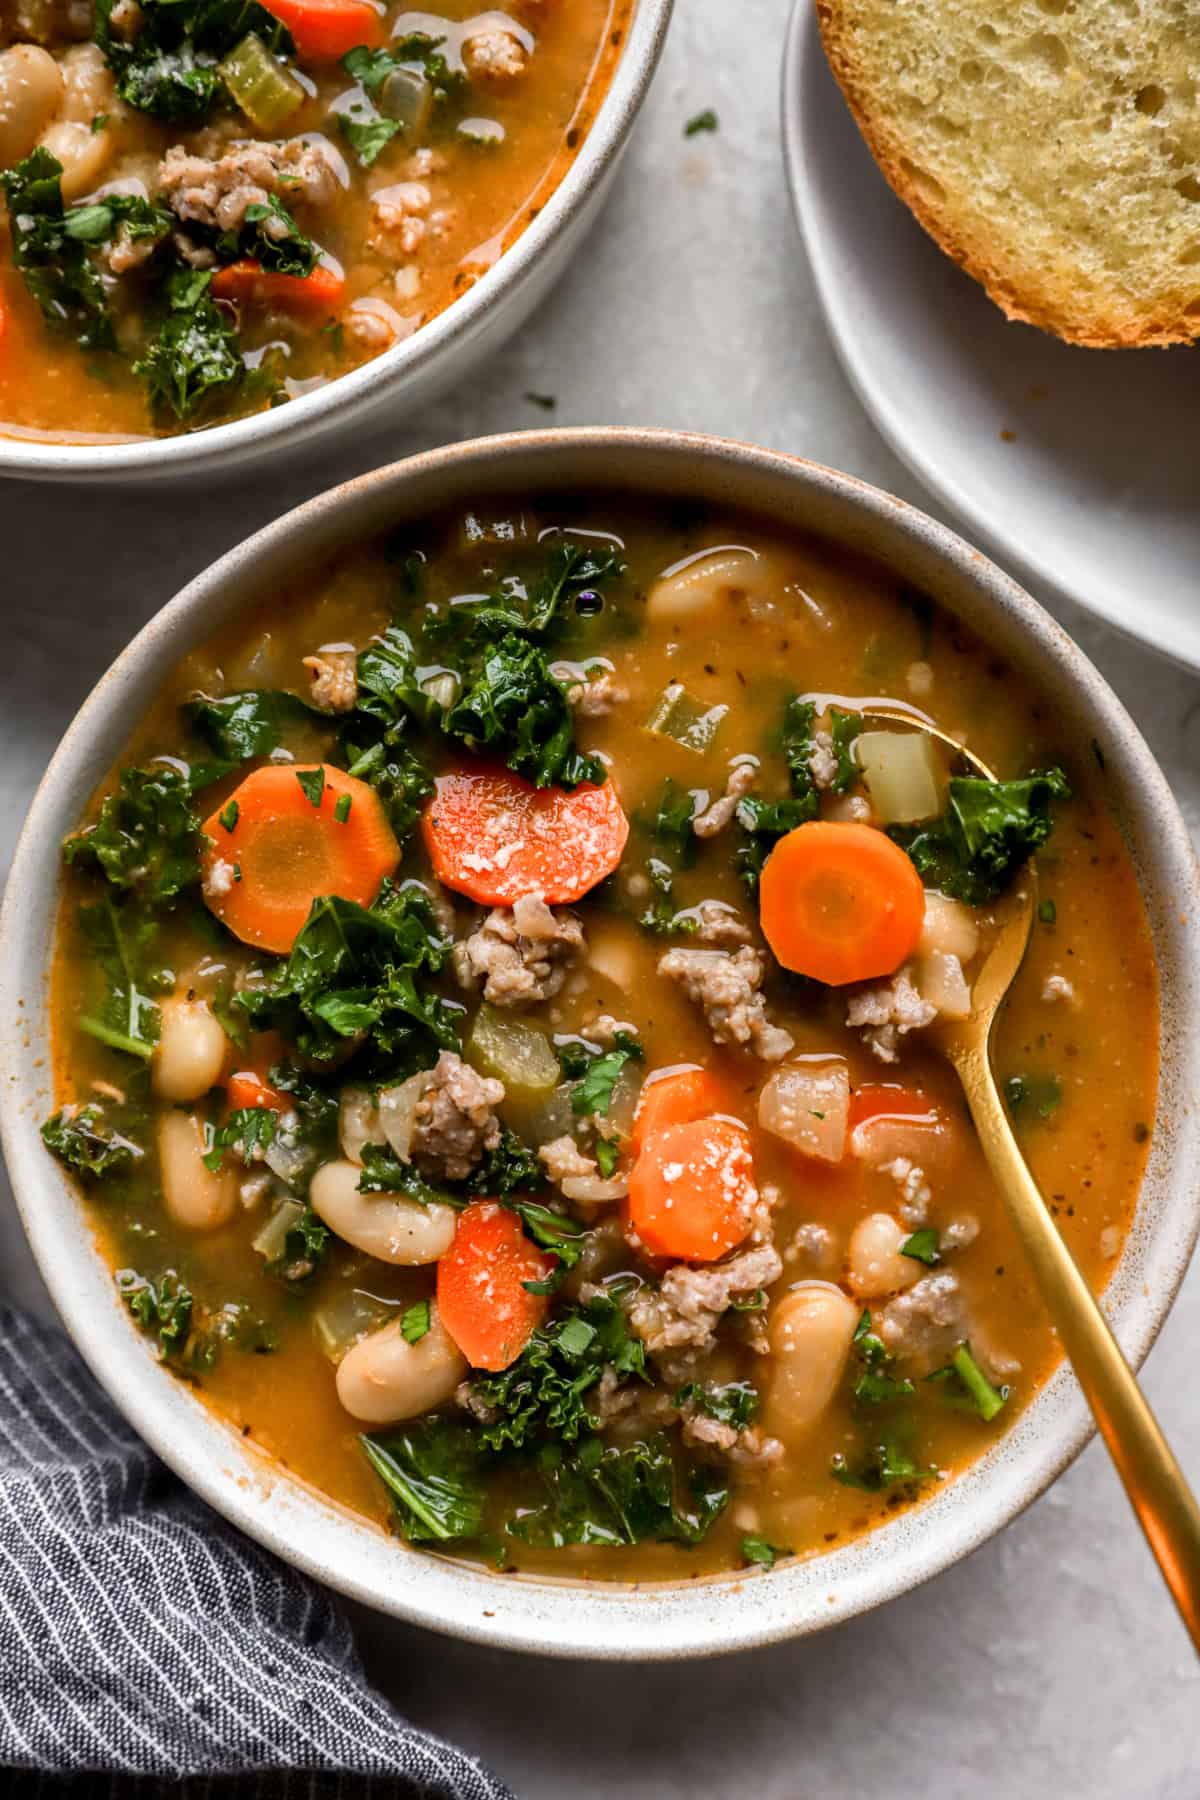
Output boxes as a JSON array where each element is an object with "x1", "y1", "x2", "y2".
[
  {"x1": 95, "y1": 0, "x2": 293, "y2": 122},
  {"x1": 466, "y1": 1293, "x2": 646, "y2": 1453},
  {"x1": 76, "y1": 897, "x2": 167, "y2": 1062},
  {"x1": 736, "y1": 696, "x2": 821, "y2": 889},
  {"x1": 849, "y1": 1309, "x2": 914, "y2": 1405},
  {"x1": 509, "y1": 1432, "x2": 729, "y2": 1550},
  {"x1": 42, "y1": 1102, "x2": 142, "y2": 1180},
  {"x1": 266, "y1": 1204, "x2": 329, "y2": 1283},
  {"x1": 637, "y1": 779, "x2": 699, "y2": 935},
  {"x1": 440, "y1": 629, "x2": 604, "y2": 788},
  {"x1": 0, "y1": 151, "x2": 172, "y2": 349},
  {"x1": 1003, "y1": 1071, "x2": 1062, "y2": 1122},
  {"x1": 828, "y1": 708, "x2": 863, "y2": 791},
  {"x1": 567, "y1": 1031, "x2": 643, "y2": 1117},
  {"x1": 203, "y1": 1105, "x2": 277, "y2": 1171},
  {"x1": 675, "y1": 1380, "x2": 759, "y2": 1430},
  {"x1": 134, "y1": 268, "x2": 244, "y2": 422},
  {"x1": 217, "y1": 194, "x2": 316, "y2": 276},
  {"x1": 187, "y1": 689, "x2": 326, "y2": 760},
  {"x1": 338, "y1": 33, "x2": 467, "y2": 165},
  {"x1": 238, "y1": 884, "x2": 459, "y2": 1065},
  {"x1": 457, "y1": 537, "x2": 626, "y2": 640},
  {"x1": 116, "y1": 1267, "x2": 194, "y2": 1358},
  {"x1": 64, "y1": 763, "x2": 203, "y2": 902},
  {"x1": 361, "y1": 1420, "x2": 487, "y2": 1543},
  {"x1": 891, "y1": 768, "x2": 1071, "y2": 905},
  {"x1": 356, "y1": 1143, "x2": 459, "y2": 1207}
]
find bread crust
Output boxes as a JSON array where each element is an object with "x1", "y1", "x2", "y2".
[{"x1": 815, "y1": 0, "x2": 1199, "y2": 350}]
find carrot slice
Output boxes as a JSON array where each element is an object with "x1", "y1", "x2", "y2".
[
  {"x1": 422, "y1": 763, "x2": 629, "y2": 906},
  {"x1": 631, "y1": 1066, "x2": 729, "y2": 1154},
  {"x1": 848, "y1": 1084, "x2": 937, "y2": 1133},
  {"x1": 436, "y1": 1201, "x2": 554, "y2": 1371},
  {"x1": 628, "y1": 1117, "x2": 757, "y2": 1263},
  {"x1": 211, "y1": 261, "x2": 346, "y2": 313},
  {"x1": 226, "y1": 1070, "x2": 288, "y2": 1113},
  {"x1": 258, "y1": 0, "x2": 383, "y2": 59},
  {"x1": 200, "y1": 763, "x2": 400, "y2": 955},
  {"x1": 759, "y1": 821, "x2": 925, "y2": 986}
]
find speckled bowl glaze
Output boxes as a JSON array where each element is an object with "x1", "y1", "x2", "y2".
[
  {"x1": 0, "y1": 2, "x2": 672, "y2": 488},
  {"x1": 3, "y1": 430, "x2": 1197, "y2": 1659}
]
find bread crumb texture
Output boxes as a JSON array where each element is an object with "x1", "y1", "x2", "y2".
[{"x1": 817, "y1": 0, "x2": 1200, "y2": 346}]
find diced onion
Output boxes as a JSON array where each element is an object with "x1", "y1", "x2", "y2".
[
  {"x1": 643, "y1": 683, "x2": 728, "y2": 754},
  {"x1": 264, "y1": 1130, "x2": 315, "y2": 1192},
  {"x1": 378, "y1": 1073, "x2": 430, "y2": 1161},
  {"x1": 854, "y1": 730, "x2": 942, "y2": 825},
  {"x1": 339, "y1": 1086, "x2": 385, "y2": 1165},
  {"x1": 561, "y1": 1173, "x2": 629, "y2": 1204},
  {"x1": 420, "y1": 670, "x2": 459, "y2": 712},
  {"x1": 919, "y1": 892, "x2": 979, "y2": 962},
  {"x1": 313, "y1": 1289, "x2": 395, "y2": 1365},
  {"x1": 379, "y1": 67, "x2": 434, "y2": 135},
  {"x1": 757, "y1": 1061, "x2": 849, "y2": 1163},
  {"x1": 918, "y1": 950, "x2": 972, "y2": 1019},
  {"x1": 467, "y1": 1005, "x2": 560, "y2": 1099},
  {"x1": 252, "y1": 1196, "x2": 304, "y2": 1262}
]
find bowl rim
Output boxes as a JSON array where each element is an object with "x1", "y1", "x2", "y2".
[
  {"x1": 3, "y1": 426, "x2": 1198, "y2": 1660},
  {"x1": 0, "y1": 0, "x2": 673, "y2": 484}
]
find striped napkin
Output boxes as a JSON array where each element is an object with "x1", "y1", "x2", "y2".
[{"x1": 0, "y1": 1303, "x2": 514, "y2": 1797}]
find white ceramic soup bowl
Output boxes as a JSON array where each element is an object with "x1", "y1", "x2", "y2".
[
  {"x1": 2, "y1": 429, "x2": 1197, "y2": 1659},
  {"x1": 0, "y1": 3, "x2": 672, "y2": 488}
]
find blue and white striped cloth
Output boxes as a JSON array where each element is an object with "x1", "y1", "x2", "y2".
[{"x1": 0, "y1": 1304, "x2": 515, "y2": 1797}]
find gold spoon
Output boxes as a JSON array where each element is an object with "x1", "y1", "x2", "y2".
[{"x1": 867, "y1": 708, "x2": 1200, "y2": 1650}]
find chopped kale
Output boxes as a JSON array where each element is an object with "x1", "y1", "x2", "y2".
[
  {"x1": 439, "y1": 629, "x2": 605, "y2": 788},
  {"x1": 356, "y1": 1143, "x2": 459, "y2": 1207},
  {"x1": 929, "y1": 1345, "x2": 1009, "y2": 1423},
  {"x1": 42, "y1": 1103, "x2": 141, "y2": 1180},
  {"x1": 295, "y1": 766, "x2": 325, "y2": 808},
  {"x1": 361, "y1": 1420, "x2": 487, "y2": 1543},
  {"x1": 849, "y1": 1309, "x2": 914, "y2": 1405},
  {"x1": 891, "y1": 768, "x2": 1071, "y2": 904},
  {"x1": 116, "y1": 1267, "x2": 194, "y2": 1358},
  {"x1": 463, "y1": 1128, "x2": 544, "y2": 1199},
  {"x1": 741, "y1": 1535, "x2": 789, "y2": 1569},
  {"x1": 736, "y1": 696, "x2": 821, "y2": 889},
  {"x1": 637, "y1": 778, "x2": 698, "y2": 935},
  {"x1": 675, "y1": 1380, "x2": 759, "y2": 1430},
  {"x1": 266, "y1": 1205, "x2": 329, "y2": 1283},
  {"x1": 507, "y1": 1201, "x2": 589, "y2": 1285},
  {"x1": 237, "y1": 884, "x2": 459, "y2": 1066},
  {"x1": 95, "y1": 0, "x2": 294, "y2": 123},
  {"x1": 831, "y1": 1419, "x2": 934, "y2": 1491},
  {"x1": 400, "y1": 1298, "x2": 431, "y2": 1344},
  {"x1": 340, "y1": 727, "x2": 434, "y2": 844},
  {"x1": 567, "y1": 1031, "x2": 643, "y2": 1117},
  {"x1": 76, "y1": 896, "x2": 166, "y2": 1062},
  {"x1": 134, "y1": 268, "x2": 244, "y2": 422},
  {"x1": 187, "y1": 689, "x2": 325, "y2": 760},
  {"x1": 1, "y1": 150, "x2": 125, "y2": 351},
  {"x1": 338, "y1": 34, "x2": 467, "y2": 166},
  {"x1": 63, "y1": 762, "x2": 202, "y2": 902},
  {"x1": 828, "y1": 707, "x2": 863, "y2": 792},
  {"x1": 510, "y1": 1433, "x2": 728, "y2": 1550},
  {"x1": 217, "y1": 194, "x2": 316, "y2": 276},
  {"x1": 339, "y1": 110, "x2": 403, "y2": 167},
  {"x1": 1003, "y1": 1072, "x2": 1062, "y2": 1122},
  {"x1": 899, "y1": 1228, "x2": 941, "y2": 1266},
  {"x1": 466, "y1": 1293, "x2": 646, "y2": 1453},
  {"x1": 462, "y1": 537, "x2": 626, "y2": 640},
  {"x1": 1038, "y1": 898, "x2": 1057, "y2": 926},
  {"x1": 203, "y1": 1105, "x2": 277, "y2": 1171},
  {"x1": 684, "y1": 109, "x2": 718, "y2": 136}
]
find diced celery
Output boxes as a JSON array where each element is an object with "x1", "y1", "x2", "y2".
[
  {"x1": 313, "y1": 1289, "x2": 395, "y2": 1364},
  {"x1": 643, "y1": 682, "x2": 728, "y2": 753},
  {"x1": 219, "y1": 33, "x2": 305, "y2": 133},
  {"x1": 379, "y1": 67, "x2": 434, "y2": 136},
  {"x1": 467, "y1": 1004, "x2": 560, "y2": 1099},
  {"x1": 251, "y1": 1197, "x2": 304, "y2": 1263},
  {"x1": 855, "y1": 729, "x2": 942, "y2": 824}
]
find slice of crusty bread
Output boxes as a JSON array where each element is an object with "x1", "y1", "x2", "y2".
[{"x1": 816, "y1": 0, "x2": 1200, "y2": 348}]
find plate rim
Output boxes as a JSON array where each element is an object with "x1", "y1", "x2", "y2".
[{"x1": 779, "y1": 0, "x2": 1200, "y2": 677}]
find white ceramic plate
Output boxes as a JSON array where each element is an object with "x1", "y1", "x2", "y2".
[{"x1": 781, "y1": 2, "x2": 1200, "y2": 673}]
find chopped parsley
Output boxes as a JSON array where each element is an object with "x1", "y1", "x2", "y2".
[
  {"x1": 900, "y1": 1228, "x2": 941, "y2": 1266},
  {"x1": 685, "y1": 109, "x2": 718, "y2": 136},
  {"x1": 296, "y1": 766, "x2": 325, "y2": 808},
  {"x1": 400, "y1": 1299, "x2": 432, "y2": 1344}
]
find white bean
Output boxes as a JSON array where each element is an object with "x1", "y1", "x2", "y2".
[
  {"x1": 336, "y1": 1305, "x2": 467, "y2": 1423},
  {"x1": 40, "y1": 118, "x2": 114, "y2": 199},
  {"x1": 158, "y1": 1110, "x2": 237, "y2": 1232},
  {"x1": 0, "y1": 46, "x2": 64, "y2": 168},
  {"x1": 57, "y1": 43, "x2": 116, "y2": 124},
  {"x1": 647, "y1": 548, "x2": 763, "y2": 621},
  {"x1": 846, "y1": 1212, "x2": 923, "y2": 1299},
  {"x1": 152, "y1": 996, "x2": 228, "y2": 1102},
  {"x1": 309, "y1": 1157, "x2": 457, "y2": 1265},
  {"x1": 765, "y1": 1282, "x2": 859, "y2": 1443}
]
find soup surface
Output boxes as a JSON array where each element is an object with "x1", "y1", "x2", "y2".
[
  {"x1": 0, "y1": 0, "x2": 626, "y2": 442},
  {"x1": 44, "y1": 494, "x2": 1158, "y2": 1582}
]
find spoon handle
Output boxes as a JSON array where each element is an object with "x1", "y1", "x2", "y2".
[{"x1": 953, "y1": 1040, "x2": 1200, "y2": 1653}]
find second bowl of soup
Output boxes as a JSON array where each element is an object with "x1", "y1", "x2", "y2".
[{"x1": 4, "y1": 429, "x2": 1198, "y2": 1654}]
